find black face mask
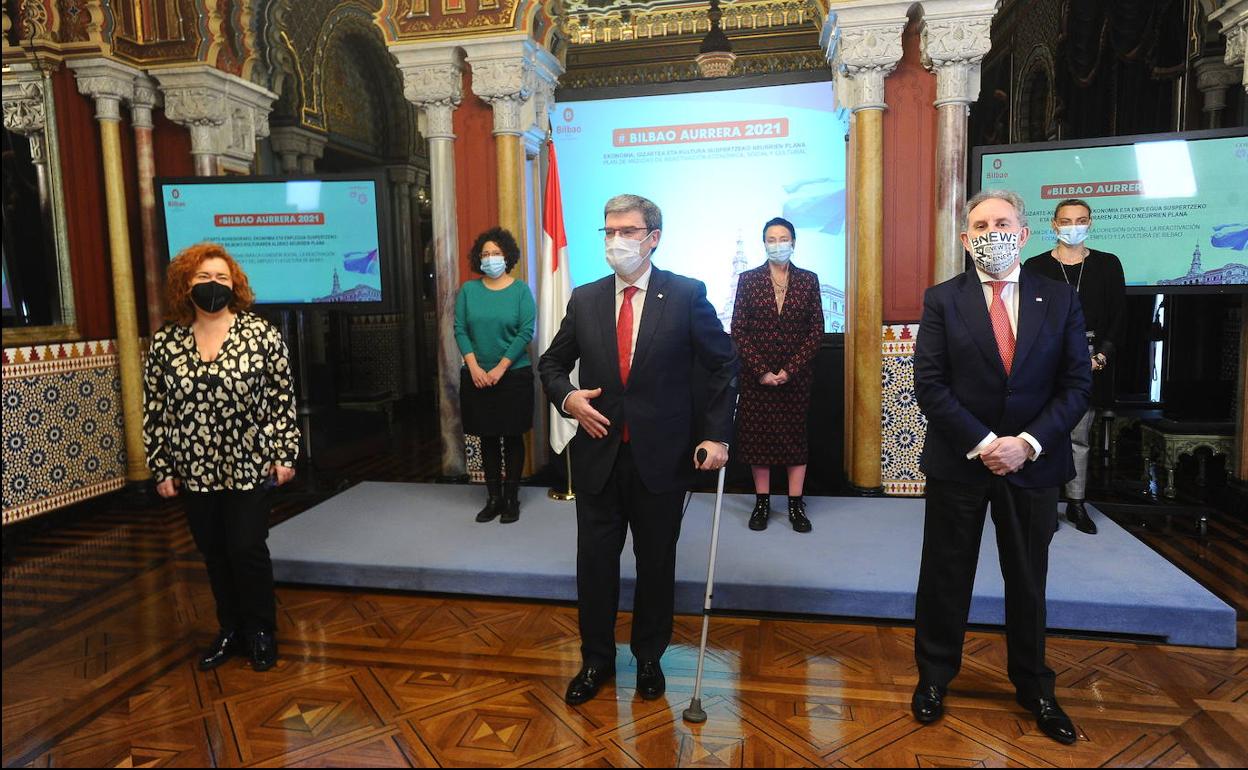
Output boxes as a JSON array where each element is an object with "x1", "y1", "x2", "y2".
[{"x1": 191, "y1": 281, "x2": 234, "y2": 313}]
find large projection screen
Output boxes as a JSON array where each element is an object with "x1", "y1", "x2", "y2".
[
  {"x1": 156, "y1": 174, "x2": 392, "y2": 310},
  {"x1": 974, "y1": 129, "x2": 1248, "y2": 293},
  {"x1": 554, "y1": 80, "x2": 851, "y2": 332}
]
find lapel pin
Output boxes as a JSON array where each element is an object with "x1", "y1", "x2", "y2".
[
  {"x1": 1035, "y1": 297, "x2": 1043, "y2": 302},
  {"x1": 657, "y1": 293, "x2": 664, "y2": 299}
]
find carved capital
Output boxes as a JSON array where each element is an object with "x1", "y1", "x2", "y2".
[
  {"x1": 921, "y1": 12, "x2": 994, "y2": 107},
  {"x1": 150, "y1": 65, "x2": 276, "y2": 165},
  {"x1": 69, "y1": 58, "x2": 141, "y2": 123},
  {"x1": 423, "y1": 103, "x2": 456, "y2": 140},
  {"x1": 1209, "y1": 0, "x2": 1248, "y2": 92},
  {"x1": 827, "y1": 18, "x2": 906, "y2": 112},
  {"x1": 2, "y1": 70, "x2": 45, "y2": 135},
  {"x1": 393, "y1": 48, "x2": 464, "y2": 141},
  {"x1": 129, "y1": 76, "x2": 161, "y2": 130}
]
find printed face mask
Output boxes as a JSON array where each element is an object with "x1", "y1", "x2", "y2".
[
  {"x1": 191, "y1": 280, "x2": 234, "y2": 313},
  {"x1": 605, "y1": 232, "x2": 650, "y2": 277},
  {"x1": 765, "y1": 242, "x2": 794, "y2": 264},
  {"x1": 969, "y1": 231, "x2": 1021, "y2": 274},
  {"x1": 1056, "y1": 224, "x2": 1090, "y2": 245},
  {"x1": 481, "y1": 256, "x2": 507, "y2": 278}
]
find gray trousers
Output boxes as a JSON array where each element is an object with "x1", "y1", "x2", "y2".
[{"x1": 1065, "y1": 408, "x2": 1095, "y2": 501}]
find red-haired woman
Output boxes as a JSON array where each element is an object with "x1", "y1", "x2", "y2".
[{"x1": 143, "y1": 242, "x2": 299, "y2": 673}]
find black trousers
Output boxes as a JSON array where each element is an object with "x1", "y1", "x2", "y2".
[
  {"x1": 575, "y1": 444, "x2": 685, "y2": 668},
  {"x1": 914, "y1": 476, "x2": 1059, "y2": 701},
  {"x1": 184, "y1": 487, "x2": 277, "y2": 635}
]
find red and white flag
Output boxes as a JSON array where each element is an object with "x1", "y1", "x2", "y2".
[{"x1": 538, "y1": 140, "x2": 578, "y2": 454}]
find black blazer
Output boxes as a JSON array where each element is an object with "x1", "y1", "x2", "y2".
[
  {"x1": 539, "y1": 267, "x2": 739, "y2": 495},
  {"x1": 914, "y1": 268, "x2": 1091, "y2": 488}
]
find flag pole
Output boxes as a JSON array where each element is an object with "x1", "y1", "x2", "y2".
[
  {"x1": 540, "y1": 131, "x2": 575, "y2": 502},
  {"x1": 548, "y1": 448, "x2": 574, "y2": 501}
]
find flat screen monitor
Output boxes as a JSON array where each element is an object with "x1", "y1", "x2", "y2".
[
  {"x1": 973, "y1": 128, "x2": 1248, "y2": 293},
  {"x1": 155, "y1": 174, "x2": 392, "y2": 309},
  {"x1": 554, "y1": 79, "x2": 850, "y2": 332}
]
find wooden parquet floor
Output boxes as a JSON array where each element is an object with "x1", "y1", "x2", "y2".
[{"x1": 4, "y1": 415, "x2": 1248, "y2": 767}]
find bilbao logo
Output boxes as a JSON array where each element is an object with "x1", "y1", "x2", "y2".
[
  {"x1": 563, "y1": 108, "x2": 574, "y2": 122},
  {"x1": 171, "y1": 188, "x2": 181, "y2": 199},
  {"x1": 992, "y1": 159, "x2": 1002, "y2": 169}
]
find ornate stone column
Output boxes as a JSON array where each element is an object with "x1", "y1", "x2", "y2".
[
  {"x1": 130, "y1": 76, "x2": 165, "y2": 328},
  {"x1": 150, "y1": 65, "x2": 277, "y2": 175},
  {"x1": 269, "y1": 125, "x2": 327, "y2": 175},
  {"x1": 1210, "y1": 0, "x2": 1248, "y2": 94},
  {"x1": 1195, "y1": 56, "x2": 1241, "y2": 128},
  {"x1": 824, "y1": 4, "x2": 907, "y2": 493},
  {"x1": 393, "y1": 46, "x2": 466, "y2": 477},
  {"x1": 388, "y1": 164, "x2": 420, "y2": 396},
  {"x1": 921, "y1": 0, "x2": 996, "y2": 285},
  {"x1": 69, "y1": 58, "x2": 150, "y2": 484}
]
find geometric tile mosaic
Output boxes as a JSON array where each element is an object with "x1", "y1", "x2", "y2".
[
  {"x1": 882, "y1": 324, "x2": 926, "y2": 496},
  {"x1": 2, "y1": 339, "x2": 129, "y2": 524}
]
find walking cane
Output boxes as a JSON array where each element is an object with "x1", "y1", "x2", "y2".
[{"x1": 682, "y1": 444, "x2": 728, "y2": 724}]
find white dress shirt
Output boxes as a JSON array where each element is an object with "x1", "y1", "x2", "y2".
[{"x1": 966, "y1": 263, "x2": 1043, "y2": 462}]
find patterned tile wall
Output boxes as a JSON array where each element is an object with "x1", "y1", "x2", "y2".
[
  {"x1": 882, "y1": 324, "x2": 926, "y2": 496},
  {"x1": 2, "y1": 340, "x2": 128, "y2": 525}
]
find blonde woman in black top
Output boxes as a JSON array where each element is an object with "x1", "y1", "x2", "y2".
[
  {"x1": 143, "y1": 242, "x2": 299, "y2": 671},
  {"x1": 1023, "y1": 198, "x2": 1125, "y2": 535}
]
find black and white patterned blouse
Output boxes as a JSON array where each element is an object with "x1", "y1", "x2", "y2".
[{"x1": 142, "y1": 312, "x2": 300, "y2": 491}]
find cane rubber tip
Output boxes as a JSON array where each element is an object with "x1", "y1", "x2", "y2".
[{"x1": 683, "y1": 701, "x2": 707, "y2": 724}]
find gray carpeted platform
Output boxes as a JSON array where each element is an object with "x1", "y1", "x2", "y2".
[{"x1": 269, "y1": 482, "x2": 1236, "y2": 648}]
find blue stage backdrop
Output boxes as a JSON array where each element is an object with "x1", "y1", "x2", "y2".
[{"x1": 554, "y1": 81, "x2": 850, "y2": 333}]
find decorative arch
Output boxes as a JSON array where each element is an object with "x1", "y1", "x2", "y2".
[{"x1": 1013, "y1": 43, "x2": 1058, "y2": 142}]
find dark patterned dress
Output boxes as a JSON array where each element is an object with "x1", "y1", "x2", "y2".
[{"x1": 731, "y1": 264, "x2": 824, "y2": 465}]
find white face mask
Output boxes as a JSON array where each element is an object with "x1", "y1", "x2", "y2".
[
  {"x1": 1056, "y1": 224, "x2": 1090, "y2": 245},
  {"x1": 481, "y1": 256, "x2": 506, "y2": 278},
  {"x1": 969, "y1": 231, "x2": 1021, "y2": 274},
  {"x1": 605, "y1": 232, "x2": 651, "y2": 277},
  {"x1": 765, "y1": 242, "x2": 794, "y2": 264}
]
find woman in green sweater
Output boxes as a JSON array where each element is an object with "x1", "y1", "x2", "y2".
[{"x1": 454, "y1": 227, "x2": 537, "y2": 523}]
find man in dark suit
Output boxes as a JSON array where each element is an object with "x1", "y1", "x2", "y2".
[
  {"x1": 912, "y1": 190, "x2": 1091, "y2": 745},
  {"x1": 539, "y1": 193, "x2": 739, "y2": 705}
]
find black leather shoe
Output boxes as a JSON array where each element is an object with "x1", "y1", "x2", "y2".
[
  {"x1": 1065, "y1": 500, "x2": 1097, "y2": 535},
  {"x1": 788, "y1": 498, "x2": 812, "y2": 533},
  {"x1": 1018, "y1": 694, "x2": 1078, "y2": 745},
  {"x1": 250, "y1": 630, "x2": 278, "y2": 672},
  {"x1": 637, "y1": 659, "x2": 666, "y2": 700},
  {"x1": 565, "y1": 665, "x2": 615, "y2": 705},
  {"x1": 748, "y1": 496, "x2": 770, "y2": 531},
  {"x1": 500, "y1": 483, "x2": 520, "y2": 524},
  {"x1": 198, "y1": 629, "x2": 240, "y2": 671},
  {"x1": 911, "y1": 684, "x2": 945, "y2": 724}
]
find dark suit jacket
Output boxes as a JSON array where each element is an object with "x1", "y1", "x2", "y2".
[
  {"x1": 914, "y1": 268, "x2": 1091, "y2": 488},
  {"x1": 539, "y1": 267, "x2": 739, "y2": 495}
]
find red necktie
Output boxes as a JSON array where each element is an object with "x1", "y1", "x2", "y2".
[
  {"x1": 617, "y1": 286, "x2": 638, "y2": 441},
  {"x1": 988, "y1": 280, "x2": 1016, "y2": 375}
]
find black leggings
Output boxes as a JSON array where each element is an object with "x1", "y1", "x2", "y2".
[{"x1": 480, "y1": 434, "x2": 525, "y2": 483}]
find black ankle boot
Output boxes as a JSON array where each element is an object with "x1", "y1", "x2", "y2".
[
  {"x1": 500, "y1": 482, "x2": 520, "y2": 524},
  {"x1": 476, "y1": 480, "x2": 502, "y2": 522},
  {"x1": 749, "y1": 494, "x2": 770, "y2": 531},
  {"x1": 788, "y1": 496, "x2": 812, "y2": 533}
]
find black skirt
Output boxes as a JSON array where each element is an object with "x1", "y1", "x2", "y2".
[{"x1": 459, "y1": 365, "x2": 535, "y2": 436}]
